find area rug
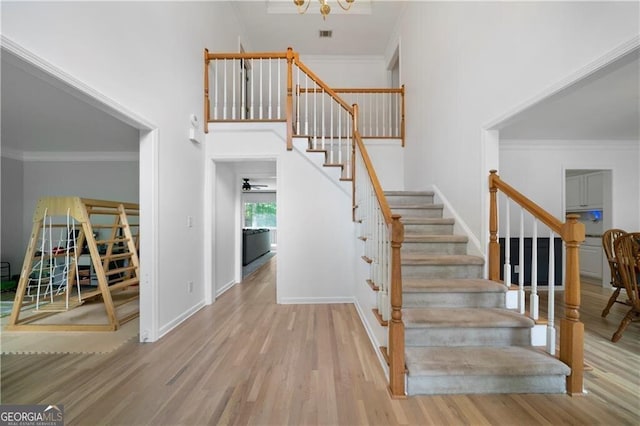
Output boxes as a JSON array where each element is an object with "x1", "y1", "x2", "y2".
[{"x1": 1, "y1": 298, "x2": 139, "y2": 355}]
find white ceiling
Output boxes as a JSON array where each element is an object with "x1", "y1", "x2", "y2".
[
  {"x1": 231, "y1": 0, "x2": 405, "y2": 56},
  {"x1": 498, "y1": 49, "x2": 639, "y2": 140},
  {"x1": 1, "y1": 51, "x2": 140, "y2": 154}
]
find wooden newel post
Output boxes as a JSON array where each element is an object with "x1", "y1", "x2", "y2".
[
  {"x1": 560, "y1": 214, "x2": 585, "y2": 395},
  {"x1": 285, "y1": 47, "x2": 294, "y2": 151},
  {"x1": 388, "y1": 214, "x2": 406, "y2": 398},
  {"x1": 488, "y1": 170, "x2": 500, "y2": 281},
  {"x1": 204, "y1": 48, "x2": 210, "y2": 134}
]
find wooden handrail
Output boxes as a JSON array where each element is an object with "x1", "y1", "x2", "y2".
[
  {"x1": 299, "y1": 87, "x2": 404, "y2": 94},
  {"x1": 488, "y1": 170, "x2": 585, "y2": 395},
  {"x1": 206, "y1": 51, "x2": 289, "y2": 60},
  {"x1": 489, "y1": 170, "x2": 563, "y2": 234},
  {"x1": 294, "y1": 60, "x2": 354, "y2": 115}
]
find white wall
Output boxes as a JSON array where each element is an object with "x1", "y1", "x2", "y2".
[
  {"x1": 364, "y1": 140, "x2": 404, "y2": 191},
  {"x1": 22, "y1": 158, "x2": 139, "y2": 234},
  {"x1": 299, "y1": 55, "x2": 389, "y2": 88},
  {"x1": 214, "y1": 162, "x2": 237, "y2": 296},
  {"x1": 499, "y1": 140, "x2": 640, "y2": 232},
  {"x1": 207, "y1": 123, "x2": 355, "y2": 303},
  {"x1": 1, "y1": 156, "x2": 24, "y2": 269},
  {"x1": 393, "y1": 2, "x2": 640, "y2": 249},
  {"x1": 1, "y1": 1, "x2": 247, "y2": 339}
]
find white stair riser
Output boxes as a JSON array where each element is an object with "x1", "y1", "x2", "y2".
[
  {"x1": 403, "y1": 292, "x2": 505, "y2": 308},
  {"x1": 405, "y1": 327, "x2": 531, "y2": 347},
  {"x1": 402, "y1": 264, "x2": 483, "y2": 280},
  {"x1": 407, "y1": 374, "x2": 567, "y2": 395},
  {"x1": 401, "y1": 241, "x2": 467, "y2": 255}
]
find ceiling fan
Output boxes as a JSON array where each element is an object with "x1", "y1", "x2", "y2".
[{"x1": 242, "y1": 178, "x2": 268, "y2": 191}]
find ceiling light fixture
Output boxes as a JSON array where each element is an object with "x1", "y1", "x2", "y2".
[{"x1": 293, "y1": 0, "x2": 355, "y2": 20}]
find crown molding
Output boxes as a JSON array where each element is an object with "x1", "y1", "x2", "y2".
[
  {"x1": 1, "y1": 149, "x2": 139, "y2": 162},
  {"x1": 500, "y1": 139, "x2": 639, "y2": 151}
]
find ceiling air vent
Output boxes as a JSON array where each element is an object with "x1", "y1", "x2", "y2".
[{"x1": 319, "y1": 30, "x2": 333, "y2": 38}]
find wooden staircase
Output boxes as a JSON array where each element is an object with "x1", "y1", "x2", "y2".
[{"x1": 384, "y1": 191, "x2": 570, "y2": 395}]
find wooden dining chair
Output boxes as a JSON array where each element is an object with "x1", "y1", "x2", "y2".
[
  {"x1": 611, "y1": 233, "x2": 640, "y2": 342},
  {"x1": 601, "y1": 228, "x2": 628, "y2": 317}
]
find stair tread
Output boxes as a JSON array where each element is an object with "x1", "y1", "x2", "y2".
[
  {"x1": 405, "y1": 346, "x2": 570, "y2": 377},
  {"x1": 390, "y1": 204, "x2": 443, "y2": 209},
  {"x1": 402, "y1": 253, "x2": 484, "y2": 265},
  {"x1": 403, "y1": 278, "x2": 507, "y2": 293},
  {"x1": 385, "y1": 191, "x2": 435, "y2": 196},
  {"x1": 403, "y1": 307, "x2": 534, "y2": 328},
  {"x1": 403, "y1": 235, "x2": 468, "y2": 243}
]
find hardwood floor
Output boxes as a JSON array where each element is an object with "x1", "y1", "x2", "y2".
[{"x1": 1, "y1": 259, "x2": 638, "y2": 425}]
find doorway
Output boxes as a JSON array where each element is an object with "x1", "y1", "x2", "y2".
[
  {"x1": 565, "y1": 169, "x2": 612, "y2": 287},
  {"x1": 1, "y1": 39, "x2": 159, "y2": 341},
  {"x1": 209, "y1": 159, "x2": 277, "y2": 300}
]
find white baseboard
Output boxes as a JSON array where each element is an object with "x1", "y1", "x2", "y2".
[
  {"x1": 431, "y1": 185, "x2": 484, "y2": 258},
  {"x1": 157, "y1": 301, "x2": 205, "y2": 340},
  {"x1": 215, "y1": 280, "x2": 236, "y2": 298},
  {"x1": 353, "y1": 298, "x2": 389, "y2": 379}
]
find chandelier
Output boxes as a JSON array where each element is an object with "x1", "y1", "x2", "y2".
[{"x1": 293, "y1": 0, "x2": 355, "y2": 20}]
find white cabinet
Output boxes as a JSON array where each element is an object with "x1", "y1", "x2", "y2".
[
  {"x1": 584, "y1": 172, "x2": 604, "y2": 208},
  {"x1": 579, "y1": 238, "x2": 603, "y2": 279},
  {"x1": 566, "y1": 171, "x2": 604, "y2": 211}
]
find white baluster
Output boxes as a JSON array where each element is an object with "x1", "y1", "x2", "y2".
[
  {"x1": 395, "y1": 92, "x2": 400, "y2": 137},
  {"x1": 547, "y1": 231, "x2": 556, "y2": 355},
  {"x1": 321, "y1": 90, "x2": 325, "y2": 150},
  {"x1": 313, "y1": 84, "x2": 317, "y2": 148},
  {"x1": 295, "y1": 68, "x2": 300, "y2": 133},
  {"x1": 232, "y1": 59, "x2": 236, "y2": 119},
  {"x1": 259, "y1": 60, "x2": 263, "y2": 119},
  {"x1": 518, "y1": 208, "x2": 525, "y2": 310},
  {"x1": 250, "y1": 62, "x2": 254, "y2": 119},
  {"x1": 214, "y1": 61, "x2": 219, "y2": 119},
  {"x1": 382, "y1": 93, "x2": 386, "y2": 136},
  {"x1": 504, "y1": 198, "x2": 511, "y2": 288},
  {"x1": 329, "y1": 101, "x2": 334, "y2": 163},
  {"x1": 531, "y1": 220, "x2": 539, "y2": 320},
  {"x1": 241, "y1": 60, "x2": 246, "y2": 120},
  {"x1": 277, "y1": 60, "x2": 281, "y2": 118},
  {"x1": 338, "y1": 108, "x2": 342, "y2": 165},
  {"x1": 304, "y1": 74, "x2": 309, "y2": 135},
  {"x1": 369, "y1": 95, "x2": 373, "y2": 136},
  {"x1": 223, "y1": 59, "x2": 228, "y2": 119},
  {"x1": 268, "y1": 58, "x2": 272, "y2": 119}
]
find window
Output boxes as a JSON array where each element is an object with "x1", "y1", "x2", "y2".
[{"x1": 244, "y1": 202, "x2": 276, "y2": 228}]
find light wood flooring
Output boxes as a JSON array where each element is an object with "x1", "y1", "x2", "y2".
[{"x1": 1, "y1": 258, "x2": 638, "y2": 425}]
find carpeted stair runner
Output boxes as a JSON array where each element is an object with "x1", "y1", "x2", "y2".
[{"x1": 383, "y1": 190, "x2": 570, "y2": 395}]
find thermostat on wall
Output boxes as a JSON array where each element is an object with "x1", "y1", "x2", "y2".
[{"x1": 189, "y1": 114, "x2": 201, "y2": 144}]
